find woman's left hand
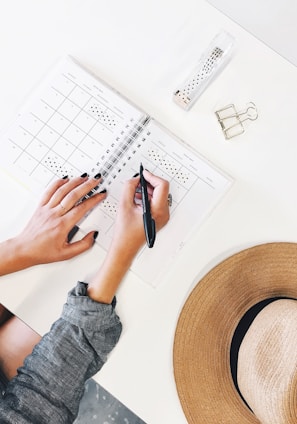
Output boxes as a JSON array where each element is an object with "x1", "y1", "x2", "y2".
[{"x1": 1, "y1": 174, "x2": 106, "y2": 275}]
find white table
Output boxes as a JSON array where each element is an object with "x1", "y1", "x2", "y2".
[
  {"x1": 207, "y1": 0, "x2": 297, "y2": 67},
  {"x1": 1, "y1": 1, "x2": 297, "y2": 423}
]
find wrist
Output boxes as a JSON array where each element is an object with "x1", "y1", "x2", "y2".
[
  {"x1": 87, "y1": 241, "x2": 142, "y2": 304},
  {"x1": 0, "y1": 237, "x2": 35, "y2": 276},
  {"x1": 109, "y1": 229, "x2": 145, "y2": 261}
]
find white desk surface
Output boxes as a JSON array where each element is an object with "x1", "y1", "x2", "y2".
[
  {"x1": 1, "y1": 1, "x2": 297, "y2": 423},
  {"x1": 207, "y1": 0, "x2": 297, "y2": 67}
]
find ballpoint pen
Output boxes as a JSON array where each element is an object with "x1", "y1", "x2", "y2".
[{"x1": 139, "y1": 163, "x2": 156, "y2": 248}]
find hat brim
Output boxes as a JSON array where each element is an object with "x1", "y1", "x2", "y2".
[{"x1": 173, "y1": 242, "x2": 297, "y2": 423}]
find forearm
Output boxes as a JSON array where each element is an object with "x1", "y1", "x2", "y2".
[
  {"x1": 0, "y1": 237, "x2": 33, "y2": 276},
  {"x1": 0, "y1": 282, "x2": 122, "y2": 424},
  {"x1": 87, "y1": 240, "x2": 142, "y2": 304},
  {"x1": 87, "y1": 170, "x2": 170, "y2": 305}
]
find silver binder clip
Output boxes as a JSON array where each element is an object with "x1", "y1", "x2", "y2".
[{"x1": 215, "y1": 102, "x2": 258, "y2": 140}]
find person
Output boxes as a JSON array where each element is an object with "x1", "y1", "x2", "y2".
[{"x1": 0, "y1": 170, "x2": 170, "y2": 423}]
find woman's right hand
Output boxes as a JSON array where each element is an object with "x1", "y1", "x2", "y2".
[
  {"x1": 109, "y1": 169, "x2": 170, "y2": 259},
  {"x1": 87, "y1": 170, "x2": 170, "y2": 304}
]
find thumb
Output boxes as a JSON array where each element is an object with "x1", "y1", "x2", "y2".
[
  {"x1": 120, "y1": 177, "x2": 140, "y2": 208},
  {"x1": 143, "y1": 170, "x2": 169, "y2": 204},
  {"x1": 64, "y1": 231, "x2": 97, "y2": 259}
]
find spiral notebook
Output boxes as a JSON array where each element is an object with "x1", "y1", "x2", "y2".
[{"x1": 0, "y1": 57, "x2": 233, "y2": 287}]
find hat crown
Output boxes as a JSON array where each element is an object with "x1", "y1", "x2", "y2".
[
  {"x1": 238, "y1": 299, "x2": 297, "y2": 424},
  {"x1": 174, "y1": 243, "x2": 297, "y2": 424}
]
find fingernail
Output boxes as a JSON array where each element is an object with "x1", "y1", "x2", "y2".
[
  {"x1": 62, "y1": 175, "x2": 69, "y2": 180},
  {"x1": 133, "y1": 173, "x2": 139, "y2": 178},
  {"x1": 93, "y1": 231, "x2": 99, "y2": 241},
  {"x1": 80, "y1": 172, "x2": 88, "y2": 178},
  {"x1": 67, "y1": 225, "x2": 79, "y2": 243},
  {"x1": 94, "y1": 172, "x2": 101, "y2": 179},
  {"x1": 99, "y1": 189, "x2": 107, "y2": 194}
]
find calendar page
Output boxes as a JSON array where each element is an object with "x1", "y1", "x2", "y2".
[
  {"x1": 0, "y1": 57, "x2": 233, "y2": 287},
  {"x1": 0, "y1": 57, "x2": 146, "y2": 192}
]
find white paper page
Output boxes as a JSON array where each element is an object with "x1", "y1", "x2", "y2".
[
  {"x1": 71, "y1": 118, "x2": 233, "y2": 286},
  {"x1": 0, "y1": 57, "x2": 145, "y2": 192},
  {"x1": 0, "y1": 57, "x2": 233, "y2": 287}
]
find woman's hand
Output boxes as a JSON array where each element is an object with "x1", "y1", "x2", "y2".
[
  {"x1": 87, "y1": 170, "x2": 170, "y2": 304},
  {"x1": 0, "y1": 174, "x2": 106, "y2": 275},
  {"x1": 110, "y1": 169, "x2": 170, "y2": 258}
]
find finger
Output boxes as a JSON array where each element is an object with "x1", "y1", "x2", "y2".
[
  {"x1": 143, "y1": 170, "x2": 169, "y2": 204},
  {"x1": 120, "y1": 177, "x2": 141, "y2": 208},
  {"x1": 143, "y1": 169, "x2": 168, "y2": 190},
  {"x1": 65, "y1": 191, "x2": 107, "y2": 225},
  {"x1": 142, "y1": 171, "x2": 170, "y2": 230},
  {"x1": 146, "y1": 184, "x2": 154, "y2": 198},
  {"x1": 57, "y1": 175, "x2": 104, "y2": 214},
  {"x1": 49, "y1": 173, "x2": 89, "y2": 208},
  {"x1": 39, "y1": 177, "x2": 69, "y2": 206},
  {"x1": 60, "y1": 174, "x2": 103, "y2": 211},
  {"x1": 63, "y1": 231, "x2": 98, "y2": 259},
  {"x1": 67, "y1": 225, "x2": 80, "y2": 243}
]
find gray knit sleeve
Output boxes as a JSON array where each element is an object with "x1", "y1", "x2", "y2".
[{"x1": 0, "y1": 281, "x2": 122, "y2": 424}]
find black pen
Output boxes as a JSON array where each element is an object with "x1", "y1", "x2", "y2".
[{"x1": 139, "y1": 163, "x2": 156, "y2": 248}]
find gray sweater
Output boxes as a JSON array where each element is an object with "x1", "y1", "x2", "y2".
[{"x1": 0, "y1": 282, "x2": 122, "y2": 423}]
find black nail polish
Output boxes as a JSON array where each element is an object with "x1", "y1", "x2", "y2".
[
  {"x1": 67, "y1": 225, "x2": 79, "y2": 243},
  {"x1": 94, "y1": 172, "x2": 101, "y2": 179},
  {"x1": 80, "y1": 172, "x2": 88, "y2": 178},
  {"x1": 93, "y1": 231, "x2": 99, "y2": 241},
  {"x1": 99, "y1": 188, "x2": 107, "y2": 194},
  {"x1": 133, "y1": 173, "x2": 139, "y2": 177},
  {"x1": 62, "y1": 175, "x2": 68, "y2": 180}
]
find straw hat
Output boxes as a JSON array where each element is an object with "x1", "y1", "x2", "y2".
[{"x1": 173, "y1": 242, "x2": 297, "y2": 424}]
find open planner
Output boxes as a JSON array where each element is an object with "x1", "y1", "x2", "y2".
[{"x1": 0, "y1": 57, "x2": 233, "y2": 287}]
